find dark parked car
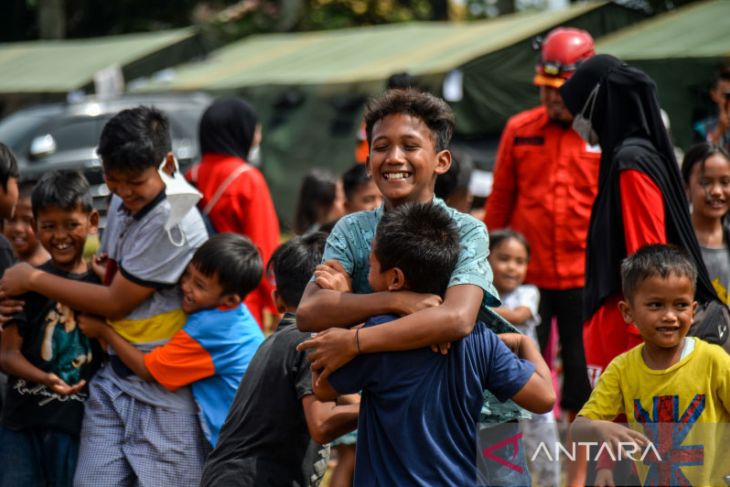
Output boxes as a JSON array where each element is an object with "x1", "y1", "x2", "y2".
[{"x1": 0, "y1": 92, "x2": 212, "y2": 224}]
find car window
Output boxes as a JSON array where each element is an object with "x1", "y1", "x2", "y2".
[
  {"x1": 0, "y1": 112, "x2": 48, "y2": 148},
  {"x1": 47, "y1": 118, "x2": 100, "y2": 152}
]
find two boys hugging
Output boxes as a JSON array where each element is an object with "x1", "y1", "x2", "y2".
[{"x1": 295, "y1": 89, "x2": 555, "y2": 485}]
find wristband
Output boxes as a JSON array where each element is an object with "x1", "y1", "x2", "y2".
[{"x1": 355, "y1": 328, "x2": 361, "y2": 354}]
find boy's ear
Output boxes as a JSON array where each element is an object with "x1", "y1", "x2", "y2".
[
  {"x1": 617, "y1": 299, "x2": 633, "y2": 324},
  {"x1": 220, "y1": 293, "x2": 241, "y2": 309},
  {"x1": 162, "y1": 152, "x2": 176, "y2": 176},
  {"x1": 434, "y1": 149, "x2": 452, "y2": 176},
  {"x1": 386, "y1": 267, "x2": 407, "y2": 292},
  {"x1": 87, "y1": 210, "x2": 100, "y2": 235},
  {"x1": 272, "y1": 289, "x2": 288, "y2": 314}
]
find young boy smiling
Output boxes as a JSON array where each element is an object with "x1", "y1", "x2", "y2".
[
  {"x1": 79, "y1": 233, "x2": 265, "y2": 448},
  {"x1": 573, "y1": 244, "x2": 730, "y2": 486},
  {"x1": 0, "y1": 171, "x2": 101, "y2": 487},
  {"x1": 0, "y1": 107, "x2": 209, "y2": 485}
]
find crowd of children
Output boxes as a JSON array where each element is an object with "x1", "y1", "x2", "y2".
[{"x1": 0, "y1": 65, "x2": 729, "y2": 487}]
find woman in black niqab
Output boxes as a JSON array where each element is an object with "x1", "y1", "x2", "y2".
[{"x1": 559, "y1": 54, "x2": 718, "y2": 375}]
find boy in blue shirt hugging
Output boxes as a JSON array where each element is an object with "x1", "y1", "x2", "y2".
[
  {"x1": 316, "y1": 202, "x2": 554, "y2": 485},
  {"x1": 78, "y1": 233, "x2": 264, "y2": 447},
  {"x1": 0, "y1": 106, "x2": 210, "y2": 485}
]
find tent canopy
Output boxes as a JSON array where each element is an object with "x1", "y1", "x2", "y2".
[
  {"x1": 0, "y1": 28, "x2": 204, "y2": 94},
  {"x1": 138, "y1": 1, "x2": 646, "y2": 229},
  {"x1": 597, "y1": 0, "x2": 730, "y2": 60},
  {"x1": 146, "y1": 1, "x2": 618, "y2": 90},
  {"x1": 597, "y1": 0, "x2": 730, "y2": 149}
]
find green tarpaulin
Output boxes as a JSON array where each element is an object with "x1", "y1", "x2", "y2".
[
  {"x1": 0, "y1": 28, "x2": 207, "y2": 116},
  {"x1": 597, "y1": 0, "x2": 730, "y2": 150},
  {"x1": 142, "y1": 2, "x2": 645, "y2": 229}
]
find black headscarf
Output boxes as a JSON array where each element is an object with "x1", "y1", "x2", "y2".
[
  {"x1": 560, "y1": 54, "x2": 718, "y2": 320},
  {"x1": 199, "y1": 97, "x2": 258, "y2": 161}
]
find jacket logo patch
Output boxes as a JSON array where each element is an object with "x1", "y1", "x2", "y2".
[{"x1": 514, "y1": 136, "x2": 545, "y2": 146}]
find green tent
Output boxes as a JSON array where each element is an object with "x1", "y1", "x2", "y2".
[
  {"x1": 138, "y1": 1, "x2": 645, "y2": 229},
  {"x1": 596, "y1": 0, "x2": 730, "y2": 149},
  {"x1": 597, "y1": 0, "x2": 730, "y2": 150},
  {"x1": 0, "y1": 28, "x2": 206, "y2": 116}
]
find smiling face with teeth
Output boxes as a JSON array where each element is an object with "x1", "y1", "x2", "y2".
[
  {"x1": 367, "y1": 114, "x2": 451, "y2": 208},
  {"x1": 36, "y1": 205, "x2": 98, "y2": 273},
  {"x1": 618, "y1": 273, "x2": 697, "y2": 366}
]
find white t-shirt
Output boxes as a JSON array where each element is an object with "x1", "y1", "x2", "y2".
[{"x1": 499, "y1": 284, "x2": 540, "y2": 344}]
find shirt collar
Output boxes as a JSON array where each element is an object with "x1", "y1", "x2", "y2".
[
  {"x1": 117, "y1": 190, "x2": 167, "y2": 221},
  {"x1": 376, "y1": 196, "x2": 446, "y2": 218}
]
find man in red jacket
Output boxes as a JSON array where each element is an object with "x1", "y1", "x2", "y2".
[{"x1": 484, "y1": 27, "x2": 598, "y2": 416}]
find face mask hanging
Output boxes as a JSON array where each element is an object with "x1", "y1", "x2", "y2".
[
  {"x1": 572, "y1": 83, "x2": 601, "y2": 146},
  {"x1": 158, "y1": 156, "x2": 202, "y2": 246}
]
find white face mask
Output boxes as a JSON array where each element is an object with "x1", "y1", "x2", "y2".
[
  {"x1": 158, "y1": 157, "x2": 202, "y2": 242},
  {"x1": 572, "y1": 83, "x2": 600, "y2": 146},
  {"x1": 248, "y1": 144, "x2": 261, "y2": 167}
]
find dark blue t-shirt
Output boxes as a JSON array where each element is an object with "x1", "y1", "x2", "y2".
[{"x1": 328, "y1": 315, "x2": 535, "y2": 486}]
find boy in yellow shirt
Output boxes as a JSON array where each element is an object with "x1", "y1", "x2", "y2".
[{"x1": 573, "y1": 244, "x2": 730, "y2": 486}]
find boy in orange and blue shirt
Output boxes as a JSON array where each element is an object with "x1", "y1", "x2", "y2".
[{"x1": 79, "y1": 233, "x2": 264, "y2": 447}]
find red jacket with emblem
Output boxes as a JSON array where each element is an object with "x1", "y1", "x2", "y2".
[{"x1": 484, "y1": 106, "x2": 600, "y2": 289}]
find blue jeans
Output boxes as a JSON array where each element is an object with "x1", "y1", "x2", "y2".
[{"x1": 0, "y1": 426, "x2": 79, "y2": 487}]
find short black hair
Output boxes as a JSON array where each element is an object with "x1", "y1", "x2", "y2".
[
  {"x1": 386, "y1": 72, "x2": 419, "y2": 90},
  {"x1": 97, "y1": 106, "x2": 172, "y2": 175},
  {"x1": 268, "y1": 232, "x2": 327, "y2": 308},
  {"x1": 0, "y1": 142, "x2": 20, "y2": 192},
  {"x1": 374, "y1": 202, "x2": 459, "y2": 296},
  {"x1": 190, "y1": 233, "x2": 263, "y2": 298},
  {"x1": 489, "y1": 229, "x2": 531, "y2": 260},
  {"x1": 621, "y1": 244, "x2": 697, "y2": 302},
  {"x1": 31, "y1": 170, "x2": 93, "y2": 218},
  {"x1": 680, "y1": 141, "x2": 730, "y2": 185},
  {"x1": 364, "y1": 90, "x2": 455, "y2": 152},
  {"x1": 341, "y1": 164, "x2": 371, "y2": 201}
]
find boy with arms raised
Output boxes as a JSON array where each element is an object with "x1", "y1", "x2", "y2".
[
  {"x1": 573, "y1": 244, "x2": 730, "y2": 486},
  {"x1": 201, "y1": 232, "x2": 359, "y2": 487},
  {"x1": 78, "y1": 233, "x2": 264, "y2": 448},
  {"x1": 297, "y1": 92, "x2": 534, "y2": 481},
  {"x1": 0, "y1": 107, "x2": 209, "y2": 485},
  {"x1": 317, "y1": 202, "x2": 554, "y2": 485},
  {"x1": 0, "y1": 171, "x2": 101, "y2": 487}
]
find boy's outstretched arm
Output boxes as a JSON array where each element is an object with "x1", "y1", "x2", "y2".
[
  {"x1": 298, "y1": 284, "x2": 483, "y2": 379},
  {"x1": 2, "y1": 262, "x2": 154, "y2": 320},
  {"x1": 501, "y1": 333, "x2": 555, "y2": 414},
  {"x1": 301, "y1": 395, "x2": 359, "y2": 445},
  {"x1": 297, "y1": 281, "x2": 442, "y2": 332},
  {"x1": 78, "y1": 315, "x2": 154, "y2": 382},
  {"x1": 571, "y1": 416, "x2": 650, "y2": 457},
  {"x1": 0, "y1": 325, "x2": 86, "y2": 395}
]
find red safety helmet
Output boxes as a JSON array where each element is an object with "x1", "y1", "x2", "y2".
[{"x1": 534, "y1": 27, "x2": 595, "y2": 88}]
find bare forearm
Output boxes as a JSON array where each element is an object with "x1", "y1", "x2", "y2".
[
  {"x1": 312, "y1": 403, "x2": 359, "y2": 444},
  {"x1": 519, "y1": 337, "x2": 551, "y2": 384},
  {"x1": 492, "y1": 306, "x2": 531, "y2": 325},
  {"x1": 358, "y1": 285, "x2": 482, "y2": 353},
  {"x1": 297, "y1": 283, "x2": 396, "y2": 332},
  {"x1": 100, "y1": 328, "x2": 154, "y2": 382},
  {"x1": 571, "y1": 416, "x2": 599, "y2": 443},
  {"x1": 29, "y1": 272, "x2": 127, "y2": 319},
  {"x1": 1, "y1": 349, "x2": 52, "y2": 386}
]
